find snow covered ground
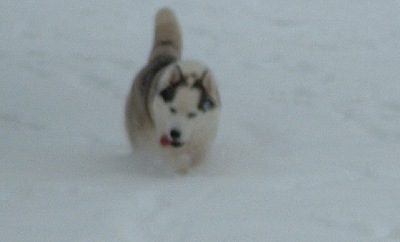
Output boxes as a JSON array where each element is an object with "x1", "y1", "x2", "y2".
[{"x1": 1, "y1": 0, "x2": 400, "y2": 241}]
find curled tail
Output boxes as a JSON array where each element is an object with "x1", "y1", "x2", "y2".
[{"x1": 149, "y1": 7, "x2": 182, "y2": 63}]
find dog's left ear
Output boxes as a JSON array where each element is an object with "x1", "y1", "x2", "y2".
[
  {"x1": 198, "y1": 70, "x2": 212, "y2": 94},
  {"x1": 200, "y1": 70, "x2": 220, "y2": 101},
  {"x1": 195, "y1": 70, "x2": 218, "y2": 112}
]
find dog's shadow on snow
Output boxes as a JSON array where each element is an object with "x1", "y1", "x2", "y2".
[
  {"x1": 115, "y1": 151, "x2": 227, "y2": 178},
  {"x1": 81, "y1": 143, "x2": 227, "y2": 179},
  {"x1": 116, "y1": 151, "x2": 179, "y2": 178},
  {"x1": 77, "y1": 123, "x2": 287, "y2": 179}
]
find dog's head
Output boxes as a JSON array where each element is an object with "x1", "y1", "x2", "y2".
[{"x1": 151, "y1": 61, "x2": 220, "y2": 148}]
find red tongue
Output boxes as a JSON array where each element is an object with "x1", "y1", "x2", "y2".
[{"x1": 160, "y1": 135, "x2": 172, "y2": 146}]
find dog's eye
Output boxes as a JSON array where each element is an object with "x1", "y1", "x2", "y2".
[
  {"x1": 187, "y1": 112, "x2": 197, "y2": 119},
  {"x1": 170, "y1": 107, "x2": 177, "y2": 114}
]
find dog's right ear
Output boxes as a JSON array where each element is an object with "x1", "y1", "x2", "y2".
[
  {"x1": 160, "y1": 65, "x2": 186, "y2": 102},
  {"x1": 168, "y1": 65, "x2": 185, "y2": 85},
  {"x1": 160, "y1": 85, "x2": 175, "y2": 103},
  {"x1": 175, "y1": 65, "x2": 186, "y2": 83}
]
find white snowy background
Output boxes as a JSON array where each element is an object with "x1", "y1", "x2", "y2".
[{"x1": 1, "y1": 0, "x2": 400, "y2": 241}]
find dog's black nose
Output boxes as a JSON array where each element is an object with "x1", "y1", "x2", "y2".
[{"x1": 170, "y1": 129, "x2": 181, "y2": 140}]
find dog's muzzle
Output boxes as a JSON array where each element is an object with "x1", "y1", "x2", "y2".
[{"x1": 160, "y1": 135, "x2": 184, "y2": 148}]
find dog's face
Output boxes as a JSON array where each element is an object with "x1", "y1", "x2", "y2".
[{"x1": 151, "y1": 63, "x2": 219, "y2": 148}]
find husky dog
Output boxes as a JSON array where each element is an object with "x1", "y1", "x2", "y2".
[{"x1": 125, "y1": 7, "x2": 221, "y2": 173}]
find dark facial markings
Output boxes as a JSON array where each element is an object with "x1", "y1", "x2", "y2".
[
  {"x1": 160, "y1": 66, "x2": 216, "y2": 113},
  {"x1": 198, "y1": 96, "x2": 215, "y2": 112}
]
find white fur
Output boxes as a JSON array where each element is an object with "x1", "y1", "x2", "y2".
[
  {"x1": 151, "y1": 61, "x2": 220, "y2": 173},
  {"x1": 125, "y1": 8, "x2": 220, "y2": 174}
]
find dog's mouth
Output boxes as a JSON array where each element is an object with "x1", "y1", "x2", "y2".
[{"x1": 160, "y1": 135, "x2": 183, "y2": 148}]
